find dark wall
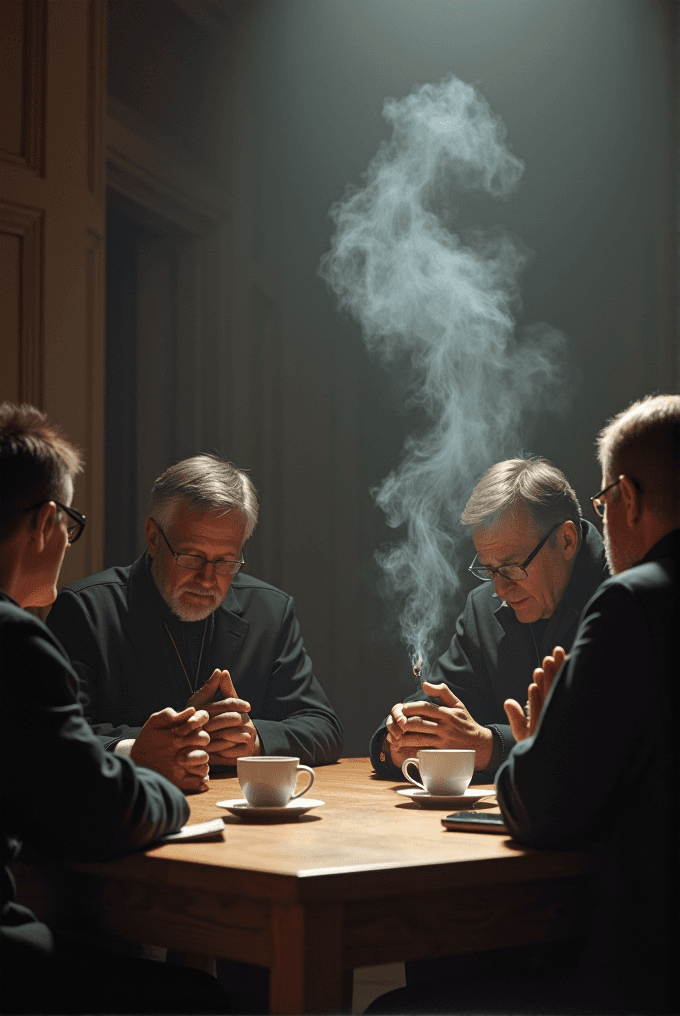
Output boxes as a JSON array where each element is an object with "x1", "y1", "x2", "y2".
[
  {"x1": 105, "y1": 0, "x2": 677, "y2": 757},
  {"x1": 220, "y1": 0, "x2": 676, "y2": 755}
]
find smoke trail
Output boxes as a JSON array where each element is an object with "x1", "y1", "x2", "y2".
[{"x1": 320, "y1": 74, "x2": 571, "y2": 681}]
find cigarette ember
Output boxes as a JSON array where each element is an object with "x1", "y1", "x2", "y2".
[{"x1": 413, "y1": 655, "x2": 423, "y2": 680}]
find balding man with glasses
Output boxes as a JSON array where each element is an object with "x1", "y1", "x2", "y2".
[
  {"x1": 47, "y1": 454, "x2": 343, "y2": 791},
  {"x1": 371, "y1": 457, "x2": 609, "y2": 781}
]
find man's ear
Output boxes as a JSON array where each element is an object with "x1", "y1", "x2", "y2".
[
  {"x1": 31, "y1": 501, "x2": 60, "y2": 553},
  {"x1": 619, "y1": 477, "x2": 643, "y2": 527},
  {"x1": 560, "y1": 520, "x2": 579, "y2": 560},
  {"x1": 145, "y1": 517, "x2": 158, "y2": 556}
]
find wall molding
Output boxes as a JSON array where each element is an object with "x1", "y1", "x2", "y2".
[
  {"x1": 0, "y1": 199, "x2": 44, "y2": 405},
  {"x1": 87, "y1": 0, "x2": 106, "y2": 202},
  {"x1": 0, "y1": 1, "x2": 46, "y2": 175},
  {"x1": 106, "y1": 102, "x2": 228, "y2": 235}
]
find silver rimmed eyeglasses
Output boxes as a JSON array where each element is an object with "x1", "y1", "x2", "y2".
[
  {"x1": 153, "y1": 521, "x2": 244, "y2": 576},
  {"x1": 468, "y1": 521, "x2": 562, "y2": 582},
  {"x1": 590, "y1": 475, "x2": 642, "y2": 519}
]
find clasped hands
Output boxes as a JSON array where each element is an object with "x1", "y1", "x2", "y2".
[
  {"x1": 386, "y1": 681, "x2": 494, "y2": 770},
  {"x1": 386, "y1": 646, "x2": 568, "y2": 769},
  {"x1": 187, "y1": 667, "x2": 261, "y2": 766},
  {"x1": 128, "y1": 668, "x2": 260, "y2": 794}
]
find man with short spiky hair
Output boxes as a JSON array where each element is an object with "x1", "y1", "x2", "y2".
[
  {"x1": 46, "y1": 454, "x2": 343, "y2": 784},
  {"x1": 0, "y1": 403, "x2": 227, "y2": 1014},
  {"x1": 371, "y1": 456, "x2": 609, "y2": 780}
]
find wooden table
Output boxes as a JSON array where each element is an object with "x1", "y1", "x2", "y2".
[{"x1": 13, "y1": 759, "x2": 591, "y2": 1014}]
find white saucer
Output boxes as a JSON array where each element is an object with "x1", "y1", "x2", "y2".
[
  {"x1": 396, "y1": 787, "x2": 495, "y2": 809},
  {"x1": 216, "y1": 798, "x2": 325, "y2": 823}
]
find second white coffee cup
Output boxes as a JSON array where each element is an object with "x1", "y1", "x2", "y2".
[
  {"x1": 237, "y1": 756, "x2": 315, "y2": 807},
  {"x1": 401, "y1": 749, "x2": 475, "y2": 796}
]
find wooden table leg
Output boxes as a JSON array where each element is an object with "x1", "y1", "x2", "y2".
[{"x1": 270, "y1": 903, "x2": 343, "y2": 1015}]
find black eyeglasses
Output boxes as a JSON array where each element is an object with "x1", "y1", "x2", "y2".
[
  {"x1": 469, "y1": 521, "x2": 562, "y2": 583},
  {"x1": 590, "y1": 475, "x2": 643, "y2": 519},
  {"x1": 153, "y1": 522, "x2": 244, "y2": 576},
  {"x1": 23, "y1": 500, "x2": 86, "y2": 544}
]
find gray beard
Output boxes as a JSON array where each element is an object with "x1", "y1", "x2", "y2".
[
  {"x1": 151, "y1": 565, "x2": 222, "y2": 621},
  {"x1": 169, "y1": 595, "x2": 218, "y2": 622}
]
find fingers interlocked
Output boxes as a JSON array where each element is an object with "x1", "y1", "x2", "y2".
[{"x1": 187, "y1": 668, "x2": 260, "y2": 764}]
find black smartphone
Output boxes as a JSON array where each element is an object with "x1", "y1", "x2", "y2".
[{"x1": 441, "y1": 811, "x2": 507, "y2": 833}]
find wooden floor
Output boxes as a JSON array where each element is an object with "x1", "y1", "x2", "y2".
[{"x1": 352, "y1": 962, "x2": 406, "y2": 1015}]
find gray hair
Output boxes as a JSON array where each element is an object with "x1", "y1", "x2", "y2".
[
  {"x1": 461, "y1": 457, "x2": 582, "y2": 538},
  {"x1": 148, "y1": 454, "x2": 259, "y2": 539},
  {"x1": 597, "y1": 394, "x2": 680, "y2": 524}
]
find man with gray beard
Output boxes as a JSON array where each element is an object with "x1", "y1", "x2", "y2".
[{"x1": 47, "y1": 454, "x2": 343, "y2": 786}]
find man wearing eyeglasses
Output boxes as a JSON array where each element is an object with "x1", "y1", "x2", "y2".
[
  {"x1": 46, "y1": 454, "x2": 343, "y2": 786},
  {"x1": 367, "y1": 398, "x2": 679, "y2": 1016},
  {"x1": 370, "y1": 457, "x2": 609, "y2": 781},
  {"x1": 0, "y1": 405, "x2": 230, "y2": 1014}
]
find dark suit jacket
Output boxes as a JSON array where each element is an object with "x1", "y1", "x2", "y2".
[
  {"x1": 46, "y1": 554, "x2": 343, "y2": 767},
  {"x1": 371, "y1": 520, "x2": 609, "y2": 778},
  {"x1": 496, "y1": 529, "x2": 679, "y2": 1014},
  {"x1": 1, "y1": 590, "x2": 188, "y2": 943}
]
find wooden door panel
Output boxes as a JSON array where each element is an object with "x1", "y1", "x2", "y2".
[
  {"x1": 0, "y1": 0, "x2": 106, "y2": 583},
  {"x1": 0, "y1": 200, "x2": 43, "y2": 406},
  {"x1": 0, "y1": 0, "x2": 46, "y2": 174}
]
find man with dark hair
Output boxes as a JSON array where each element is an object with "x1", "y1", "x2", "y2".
[
  {"x1": 46, "y1": 454, "x2": 343, "y2": 782},
  {"x1": 371, "y1": 457, "x2": 609, "y2": 780},
  {"x1": 0, "y1": 403, "x2": 228, "y2": 1014}
]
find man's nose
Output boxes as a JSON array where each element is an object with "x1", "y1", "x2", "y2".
[
  {"x1": 493, "y1": 573, "x2": 516, "y2": 597},
  {"x1": 195, "y1": 561, "x2": 216, "y2": 583}
]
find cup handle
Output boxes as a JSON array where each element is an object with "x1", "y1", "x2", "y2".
[
  {"x1": 401, "y1": 758, "x2": 425, "y2": 789},
  {"x1": 291, "y1": 764, "x2": 315, "y2": 799}
]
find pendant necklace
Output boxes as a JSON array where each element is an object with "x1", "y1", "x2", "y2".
[{"x1": 164, "y1": 617, "x2": 208, "y2": 694}]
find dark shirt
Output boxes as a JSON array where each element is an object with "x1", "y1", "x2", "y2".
[
  {"x1": 1, "y1": 590, "x2": 188, "y2": 936},
  {"x1": 46, "y1": 554, "x2": 343, "y2": 767},
  {"x1": 496, "y1": 529, "x2": 679, "y2": 1014},
  {"x1": 371, "y1": 520, "x2": 609, "y2": 778}
]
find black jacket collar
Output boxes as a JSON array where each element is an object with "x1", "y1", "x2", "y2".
[{"x1": 639, "y1": 527, "x2": 680, "y2": 565}]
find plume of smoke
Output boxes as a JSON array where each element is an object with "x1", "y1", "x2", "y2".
[{"x1": 320, "y1": 75, "x2": 570, "y2": 681}]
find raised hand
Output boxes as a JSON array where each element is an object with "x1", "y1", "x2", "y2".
[
  {"x1": 504, "y1": 645, "x2": 567, "y2": 741},
  {"x1": 188, "y1": 668, "x2": 261, "y2": 764},
  {"x1": 130, "y1": 706, "x2": 210, "y2": 793},
  {"x1": 386, "y1": 681, "x2": 493, "y2": 770}
]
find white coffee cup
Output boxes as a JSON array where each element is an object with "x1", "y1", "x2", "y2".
[
  {"x1": 401, "y1": 749, "x2": 475, "y2": 796},
  {"x1": 237, "y1": 756, "x2": 315, "y2": 808}
]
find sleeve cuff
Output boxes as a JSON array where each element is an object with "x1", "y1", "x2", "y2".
[
  {"x1": 370, "y1": 725, "x2": 402, "y2": 779},
  {"x1": 479, "y1": 724, "x2": 516, "y2": 778}
]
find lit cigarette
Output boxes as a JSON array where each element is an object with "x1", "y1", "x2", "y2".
[{"x1": 413, "y1": 655, "x2": 423, "y2": 680}]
